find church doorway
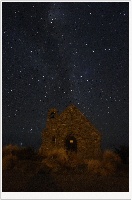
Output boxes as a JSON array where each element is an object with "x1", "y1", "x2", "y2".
[{"x1": 65, "y1": 135, "x2": 77, "y2": 152}]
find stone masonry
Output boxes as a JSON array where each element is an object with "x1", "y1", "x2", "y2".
[{"x1": 40, "y1": 104, "x2": 102, "y2": 160}]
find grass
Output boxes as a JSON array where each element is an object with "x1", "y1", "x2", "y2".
[
  {"x1": 2, "y1": 146, "x2": 129, "y2": 192},
  {"x1": 2, "y1": 163, "x2": 129, "y2": 192}
]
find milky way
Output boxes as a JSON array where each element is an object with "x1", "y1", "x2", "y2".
[{"x1": 2, "y1": 2, "x2": 129, "y2": 149}]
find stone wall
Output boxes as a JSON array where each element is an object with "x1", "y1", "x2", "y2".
[{"x1": 40, "y1": 105, "x2": 102, "y2": 160}]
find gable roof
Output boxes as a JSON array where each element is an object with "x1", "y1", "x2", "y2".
[
  {"x1": 57, "y1": 104, "x2": 100, "y2": 134},
  {"x1": 58, "y1": 104, "x2": 87, "y2": 121}
]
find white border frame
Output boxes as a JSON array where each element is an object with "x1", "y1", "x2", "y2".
[{"x1": 1, "y1": 0, "x2": 131, "y2": 199}]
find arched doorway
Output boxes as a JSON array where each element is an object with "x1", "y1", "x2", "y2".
[{"x1": 65, "y1": 135, "x2": 77, "y2": 152}]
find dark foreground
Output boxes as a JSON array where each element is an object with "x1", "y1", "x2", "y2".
[{"x1": 2, "y1": 166, "x2": 129, "y2": 192}]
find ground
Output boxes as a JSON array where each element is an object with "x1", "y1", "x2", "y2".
[{"x1": 2, "y1": 161, "x2": 129, "y2": 192}]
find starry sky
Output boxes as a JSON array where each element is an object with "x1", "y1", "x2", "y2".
[{"x1": 2, "y1": 2, "x2": 129, "y2": 150}]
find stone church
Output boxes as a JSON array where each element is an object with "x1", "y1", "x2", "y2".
[{"x1": 40, "y1": 104, "x2": 102, "y2": 160}]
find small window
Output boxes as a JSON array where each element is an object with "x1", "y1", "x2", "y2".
[
  {"x1": 50, "y1": 112, "x2": 55, "y2": 118},
  {"x1": 52, "y1": 136, "x2": 56, "y2": 143}
]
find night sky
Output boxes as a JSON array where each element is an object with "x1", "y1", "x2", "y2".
[{"x1": 2, "y1": 2, "x2": 129, "y2": 150}]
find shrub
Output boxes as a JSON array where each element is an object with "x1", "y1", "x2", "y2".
[
  {"x1": 47, "y1": 148, "x2": 68, "y2": 166},
  {"x1": 101, "y1": 161, "x2": 116, "y2": 176},
  {"x1": 66, "y1": 152, "x2": 84, "y2": 169},
  {"x1": 103, "y1": 150, "x2": 121, "y2": 164},
  {"x1": 40, "y1": 148, "x2": 86, "y2": 172},
  {"x1": 2, "y1": 144, "x2": 20, "y2": 158},
  {"x1": 2, "y1": 154, "x2": 17, "y2": 170},
  {"x1": 2, "y1": 144, "x2": 36, "y2": 161},
  {"x1": 87, "y1": 150, "x2": 122, "y2": 176},
  {"x1": 101, "y1": 150, "x2": 121, "y2": 175},
  {"x1": 87, "y1": 159, "x2": 102, "y2": 175},
  {"x1": 40, "y1": 148, "x2": 68, "y2": 172}
]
